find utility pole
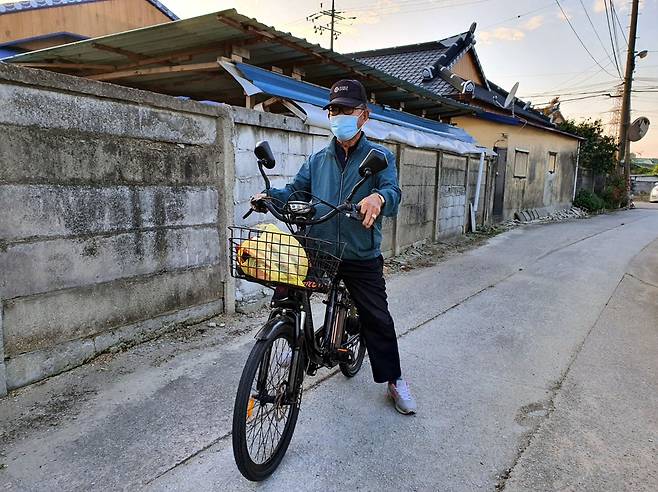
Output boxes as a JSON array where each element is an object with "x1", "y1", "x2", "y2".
[
  {"x1": 330, "y1": 0, "x2": 336, "y2": 51},
  {"x1": 307, "y1": 1, "x2": 355, "y2": 51},
  {"x1": 618, "y1": 0, "x2": 639, "y2": 200}
]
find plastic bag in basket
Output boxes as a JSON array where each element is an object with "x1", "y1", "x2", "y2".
[{"x1": 236, "y1": 224, "x2": 309, "y2": 287}]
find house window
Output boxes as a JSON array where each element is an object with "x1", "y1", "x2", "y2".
[
  {"x1": 514, "y1": 149, "x2": 529, "y2": 178},
  {"x1": 548, "y1": 152, "x2": 557, "y2": 174}
]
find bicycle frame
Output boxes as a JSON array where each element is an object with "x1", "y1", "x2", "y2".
[{"x1": 258, "y1": 275, "x2": 353, "y2": 402}]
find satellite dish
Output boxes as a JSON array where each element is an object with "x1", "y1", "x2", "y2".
[
  {"x1": 628, "y1": 116, "x2": 650, "y2": 142},
  {"x1": 504, "y1": 82, "x2": 519, "y2": 109}
]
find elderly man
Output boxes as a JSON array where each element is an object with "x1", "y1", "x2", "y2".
[{"x1": 251, "y1": 79, "x2": 416, "y2": 414}]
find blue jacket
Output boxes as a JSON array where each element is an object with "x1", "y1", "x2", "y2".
[{"x1": 268, "y1": 135, "x2": 402, "y2": 261}]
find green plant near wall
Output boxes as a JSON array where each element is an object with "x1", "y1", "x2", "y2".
[
  {"x1": 600, "y1": 174, "x2": 628, "y2": 209},
  {"x1": 573, "y1": 189, "x2": 606, "y2": 212},
  {"x1": 558, "y1": 119, "x2": 617, "y2": 176}
]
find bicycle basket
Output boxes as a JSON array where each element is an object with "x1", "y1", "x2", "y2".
[{"x1": 228, "y1": 225, "x2": 345, "y2": 293}]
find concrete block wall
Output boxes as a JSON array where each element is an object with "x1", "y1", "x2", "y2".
[
  {"x1": 396, "y1": 146, "x2": 437, "y2": 252},
  {"x1": 0, "y1": 64, "x2": 233, "y2": 394},
  {"x1": 231, "y1": 109, "x2": 330, "y2": 307},
  {"x1": 438, "y1": 154, "x2": 468, "y2": 238},
  {"x1": 229, "y1": 112, "x2": 473, "y2": 306}
]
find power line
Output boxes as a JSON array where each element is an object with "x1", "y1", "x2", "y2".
[
  {"x1": 344, "y1": 0, "x2": 495, "y2": 16},
  {"x1": 603, "y1": 0, "x2": 623, "y2": 77},
  {"x1": 610, "y1": 0, "x2": 629, "y2": 47},
  {"x1": 554, "y1": 0, "x2": 620, "y2": 79},
  {"x1": 578, "y1": 0, "x2": 620, "y2": 77},
  {"x1": 534, "y1": 93, "x2": 619, "y2": 105}
]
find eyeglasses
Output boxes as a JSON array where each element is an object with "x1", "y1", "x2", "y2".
[{"x1": 327, "y1": 105, "x2": 367, "y2": 116}]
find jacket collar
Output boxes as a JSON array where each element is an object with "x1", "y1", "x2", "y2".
[{"x1": 327, "y1": 132, "x2": 370, "y2": 159}]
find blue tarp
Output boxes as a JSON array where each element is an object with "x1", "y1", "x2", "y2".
[
  {"x1": 234, "y1": 62, "x2": 476, "y2": 144},
  {"x1": 477, "y1": 111, "x2": 522, "y2": 126}
]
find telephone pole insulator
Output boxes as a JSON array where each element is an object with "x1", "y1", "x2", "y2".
[{"x1": 306, "y1": 1, "x2": 356, "y2": 51}]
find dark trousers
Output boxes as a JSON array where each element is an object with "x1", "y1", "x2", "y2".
[{"x1": 338, "y1": 256, "x2": 402, "y2": 384}]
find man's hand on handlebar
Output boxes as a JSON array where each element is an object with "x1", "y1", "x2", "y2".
[
  {"x1": 250, "y1": 193, "x2": 268, "y2": 213},
  {"x1": 357, "y1": 193, "x2": 383, "y2": 229}
]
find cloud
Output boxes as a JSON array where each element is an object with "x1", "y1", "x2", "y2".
[
  {"x1": 479, "y1": 27, "x2": 525, "y2": 45},
  {"x1": 557, "y1": 7, "x2": 574, "y2": 21},
  {"x1": 593, "y1": 0, "x2": 646, "y2": 15},
  {"x1": 522, "y1": 15, "x2": 544, "y2": 31}
]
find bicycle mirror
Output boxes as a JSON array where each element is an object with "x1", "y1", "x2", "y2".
[
  {"x1": 358, "y1": 149, "x2": 387, "y2": 177},
  {"x1": 254, "y1": 141, "x2": 276, "y2": 169}
]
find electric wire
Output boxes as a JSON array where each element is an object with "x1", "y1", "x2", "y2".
[
  {"x1": 603, "y1": 0, "x2": 623, "y2": 78},
  {"x1": 579, "y1": 0, "x2": 620, "y2": 77},
  {"x1": 610, "y1": 0, "x2": 629, "y2": 47},
  {"x1": 554, "y1": 0, "x2": 619, "y2": 79}
]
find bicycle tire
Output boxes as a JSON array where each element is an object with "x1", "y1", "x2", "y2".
[
  {"x1": 232, "y1": 321, "x2": 302, "y2": 481},
  {"x1": 339, "y1": 332, "x2": 366, "y2": 378}
]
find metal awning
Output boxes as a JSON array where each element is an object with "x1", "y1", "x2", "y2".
[
  {"x1": 222, "y1": 61, "x2": 491, "y2": 155},
  {"x1": 4, "y1": 9, "x2": 478, "y2": 120},
  {"x1": 225, "y1": 61, "x2": 475, "y2": 140}
]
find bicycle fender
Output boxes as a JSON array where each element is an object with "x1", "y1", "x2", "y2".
[{"x1": 255, "y1": 316, "x2": 292, "y2": 341}]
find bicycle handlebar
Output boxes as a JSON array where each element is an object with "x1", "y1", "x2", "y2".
[{"x1": 255, "y1": 198, "x2": 363, "y2": 226}]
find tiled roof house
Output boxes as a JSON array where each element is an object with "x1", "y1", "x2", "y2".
[{"x1": 351, "y1": 25, "x2": 582, "y2": 221}]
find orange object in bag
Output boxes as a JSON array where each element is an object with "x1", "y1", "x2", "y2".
[{"x1": 236, "y1": 224, "x2": 309, "y2": 287}]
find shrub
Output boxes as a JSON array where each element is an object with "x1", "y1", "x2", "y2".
[
  {"x1": 600, "y1": 175, "x2": 628, "y2": 209},
  {"x1": 574, "y1": 189, "x2": 606, "y2": 212}
]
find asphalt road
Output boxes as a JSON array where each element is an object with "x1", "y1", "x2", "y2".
[{"x1": 2, "y1": 204, "x2": 657, "y2": 491}]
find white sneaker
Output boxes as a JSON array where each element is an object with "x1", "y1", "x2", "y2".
[{"x1": 387, "y1": 379, "x2": 417, "y2": 415}]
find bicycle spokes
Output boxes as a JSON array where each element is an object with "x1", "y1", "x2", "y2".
[{"x1": 245, "y1": 337, "x2": 294, "y2": 464}]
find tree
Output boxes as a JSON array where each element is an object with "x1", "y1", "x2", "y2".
[{"x1": 557, "y1": 119, "x2": 617, "y2": 176}]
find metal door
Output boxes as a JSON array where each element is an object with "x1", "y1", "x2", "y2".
[{"x1": 492, "y1": 147, "x2": 507, "y2": 220}]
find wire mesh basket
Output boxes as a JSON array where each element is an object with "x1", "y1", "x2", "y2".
[{"x1": 228, "y1": 226, "x2": 345, "y2": 293}]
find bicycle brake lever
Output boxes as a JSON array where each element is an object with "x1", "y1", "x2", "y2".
[{"x1": 345, "y1": 204, "x2": 364, "y2": 221}]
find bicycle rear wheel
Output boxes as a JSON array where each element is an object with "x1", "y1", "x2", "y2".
[
  {"x1": 232, "y1": 322, "x2": 302, "y2": 481},
  {"x1": 339, "y1": 315, "x2": 366, "y2": 378}
]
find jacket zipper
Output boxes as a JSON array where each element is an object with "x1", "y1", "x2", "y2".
[{"x1": 338, "y1": 159, "x2": 346, "y2": 258}]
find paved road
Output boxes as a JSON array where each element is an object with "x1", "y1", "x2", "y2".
[{"x1": 2, "y1": 204, "x2": 657, "y2": 491}]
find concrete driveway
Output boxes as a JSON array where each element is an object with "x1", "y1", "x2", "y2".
[{"x1": 2, "y1": 204, "x2": 657, "y2": 491}]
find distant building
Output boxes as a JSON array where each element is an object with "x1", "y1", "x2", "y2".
[
  {"x1": 0, "y1": 0, "x2": 178, "y2": 59},
  {"x1": 351, "y1": 24, "x2": 582, "y2": 221}
]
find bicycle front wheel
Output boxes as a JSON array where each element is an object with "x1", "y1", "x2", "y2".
[{"x1": 232, "y1": 321, "x2": 302, "y2": 481}]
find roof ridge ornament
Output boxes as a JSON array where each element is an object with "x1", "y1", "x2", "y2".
[{"x1": 421, "y1": 25, "x2": 472, "y2": 82}]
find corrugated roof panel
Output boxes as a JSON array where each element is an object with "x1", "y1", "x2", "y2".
[
  {"x1": 6, "y1": 9, "x2": 477, "y2": 117},
  {"x1": 231, "y1": 61, "x2": 475, "y2": 143}
]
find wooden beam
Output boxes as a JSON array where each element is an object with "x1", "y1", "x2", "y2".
[
  {"x1": 86, "y1": 38, "x2": 261, "y2": 77},
  {"x1": 216, "y1": 14, "x2": 374, "y2": 79},
  {"x1": 87, "y1": 61, "x2": 220, "y2": 81},
  {"x1": 14, "y1": 62, "x2": 116, "y2": 70},
  {"x1": 291, "y1": 66, "x2": 305, "y2": 81},
  {"x1": 91, "y1": 43, "x2": 146, "y2": 62}
]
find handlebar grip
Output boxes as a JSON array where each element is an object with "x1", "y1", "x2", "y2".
[
  {"x1": 348, "y1": 203, "x2": 364, "y2": 221},
  {"x1": 242, "y1": 208, "x2": 254, "y2": 220}
]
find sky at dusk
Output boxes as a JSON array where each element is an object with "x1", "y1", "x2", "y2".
[
  {"x1": 160, "y1": 0, "x2": 658, "y2": 157},
  {"x1": 2, "y1": 0, "x2": 652, "y2": 154}
]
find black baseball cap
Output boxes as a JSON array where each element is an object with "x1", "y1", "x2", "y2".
[{"x1": 323, "y1": 79, "x2": 368, "y2": 109}]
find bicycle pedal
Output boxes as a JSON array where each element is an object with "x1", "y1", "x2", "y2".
[{"x1": 306, "y1": 362, "x2": 319, "y2": 376}]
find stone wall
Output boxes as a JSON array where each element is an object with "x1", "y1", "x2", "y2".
[
  {"x1": 396, "y1": 147, "x2": 438, "y2": 250},
  {"x1": 438, "y1": 154, "x2": 468, "y2": 238},
  {"x1": 0, "y1": 64, "x2": 487, "y2": 392},
  {"x1": 0, "y1": 64, "x2": 233, "y2": 394}
]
